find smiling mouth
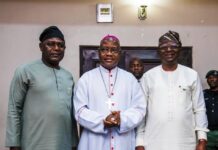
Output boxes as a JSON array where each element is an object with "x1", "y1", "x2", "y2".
[
  {"x1": 165, "y1": 53, "x2": 175, "y2": 58},
  {"x1": 51, "y1": 53, "x2": 61, "y2": 57},
  {"x1": 166, "y1": 54, "x2": 174, "y2": 58},
  {"x1": 104, "y1": 59, "x2": 113, "y2": 62}
]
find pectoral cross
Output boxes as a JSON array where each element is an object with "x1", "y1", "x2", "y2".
[{"x1": 106, "y1": 98, "x2": 115, "y2": 111}]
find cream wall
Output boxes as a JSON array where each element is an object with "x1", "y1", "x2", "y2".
[{"x1": 0, "y1": 0, "x2": 218, "y2": 149}]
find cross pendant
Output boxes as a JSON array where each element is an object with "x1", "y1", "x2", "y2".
[{"x1": 106, "y1": 98, "x2": 115, "y2": 111}]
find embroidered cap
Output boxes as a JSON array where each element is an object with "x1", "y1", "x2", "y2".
[{"x1": 159, "y1": 30, "x2": 182, "y2": 47}]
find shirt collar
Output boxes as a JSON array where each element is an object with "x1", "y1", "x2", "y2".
[{"x1": 99, "y1": 65, "x2": 118, "y2": 74}]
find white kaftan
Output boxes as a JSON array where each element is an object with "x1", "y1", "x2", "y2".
[
  {"x1": 74, "y1": 66, "x2": 146, "y2": 150},
  {"x1": 136, "y1": 64, "x2": 208, "y2": 150}
]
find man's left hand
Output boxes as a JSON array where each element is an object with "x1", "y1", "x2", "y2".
[
  {"x1": 72, "y1": 147, "x2": 77, "y2": 150},
  {"x1": 196, "y1": 139, "x2": 207, "y2": 150}
]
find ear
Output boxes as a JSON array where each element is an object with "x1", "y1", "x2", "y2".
[
  {"x1": 157, "y1": 48, "x2": 161, "y2": 55},
  {"x1": 39, "y1": 42, "x2": 43, "y2": 52},
  {"x1": 98, "y1": 49, "x2": 102, "y2": 60},
  {"x1": 177, "y1": 47, "x2": 182, "y2": 54},
  {"x1": 119, "y1": 50, "x2": 122, "y2": 55}
]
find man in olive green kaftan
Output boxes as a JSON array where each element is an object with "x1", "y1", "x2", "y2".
[{"x1": 5, "y1": 26, "x2": 78, "y2": 150}]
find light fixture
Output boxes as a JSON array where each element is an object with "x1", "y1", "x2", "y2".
[{"x1": 138, "y1": 5, "x2": 147, "y2": 20}]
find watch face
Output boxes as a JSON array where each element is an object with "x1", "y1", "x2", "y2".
[{"x1": 96, "y1": 3, "x2": 113, "y2": 23}]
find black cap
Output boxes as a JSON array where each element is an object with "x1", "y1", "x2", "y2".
[
  {"x1": 39, "y1": 26, "x2": 65, "y2": 42},
  {"x1": 206, "y1": 70, "x2": 218, "y2": 78}
]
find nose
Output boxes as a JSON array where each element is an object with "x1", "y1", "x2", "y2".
[
  {"x1": 134, "y1": 66, "x2": 139, "y2": 70},
  {"x1": 53, "y1": 44, "x2": 59, "y2": 50},
  {"x1": 53, "y1": 43, "x2": 64, "y2": 51},
  {"x1": 105, "y1": 49, "x2": 113, "y2": 55},
  {"x1": 166, "y1": 46, "x2": 173, "y2": 51}
]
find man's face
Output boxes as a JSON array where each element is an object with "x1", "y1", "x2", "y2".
[
  {"x1": 158, "y1": 41, "x2": 180, "y2": 66},
  {"x1": 129, "y1": 60, "x2": 144, "y2": 80},
  {"x1": 99, "y1": 40, "x2": 121, "y2": 70},
  {"x1": 207, "y1": 75, "x2": 218, "y2": 89},
  {"x1": 40, "y1": 37, "x2": 65, "y2": 67}
]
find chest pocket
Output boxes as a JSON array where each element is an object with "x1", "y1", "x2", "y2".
[
  {"x1": 204, "y1": 97, "x2": 209, "y2": 101},
  {"x1": 176, "y1": 85, "x2": 192, "y2": 105}
]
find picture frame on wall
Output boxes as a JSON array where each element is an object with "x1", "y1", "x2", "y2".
[{"x1": 96, "y1": 3, "x2": 113, "y2": 23}]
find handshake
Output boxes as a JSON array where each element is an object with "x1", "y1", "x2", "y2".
[{"x1": 104, "y1": 111, "x2": 121, "y2": 128}]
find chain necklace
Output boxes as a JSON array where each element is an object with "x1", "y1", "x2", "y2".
[{"x1": 99, "y1": 66, "x2": 118, "y2": 98}]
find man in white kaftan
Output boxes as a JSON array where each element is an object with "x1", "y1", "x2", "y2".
[
  {"x1": 74, "y1": 35, "x2": 146, "y2": 150},
  {"x1": 136, "y1": 31, "x2": 208, "y2": 150}
]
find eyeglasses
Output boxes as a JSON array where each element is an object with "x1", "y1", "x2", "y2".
[
  {"x1": 99, "y1": 47, "x2": 120, "y2": 55},
  {"x1": 159, "y1": 46, "x2": 180, "y2": 52},
  {"x1": 44, "y1": 41, "x2": 65, "y2": 49}
]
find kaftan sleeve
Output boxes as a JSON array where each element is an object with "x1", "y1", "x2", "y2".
[
  {"x1": 136, "y1": 115, "x2": 146, "y2": 146},
  {"x1": 73, "y1": 76, "x2": 108, "y2": 134},
  {"x1": 71, "y1": 84, "x2": 79, "y2": 147},
  {"x1": 136, "y1": 73, "x2": 148, "y2": 146},
  {"x1": 118, "y1": 75, "x2": 147, "y2": 134},
  {"x1": 5, "y1": 67, "x2": 28, "y2": 147},
  {"x1": 192, "y1": 74, "x2": 209, "y2": 140}
]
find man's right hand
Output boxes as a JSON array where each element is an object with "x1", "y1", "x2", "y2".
[
  {"x1": 10, "y1": 147, "x2": 21, "y2": 150},
  {"x1": 136, "y1": 146, "x2": 145, "y2": 150},
  {"x1": 104, "y1": 111, "x2": 120, "y2": 128}
]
